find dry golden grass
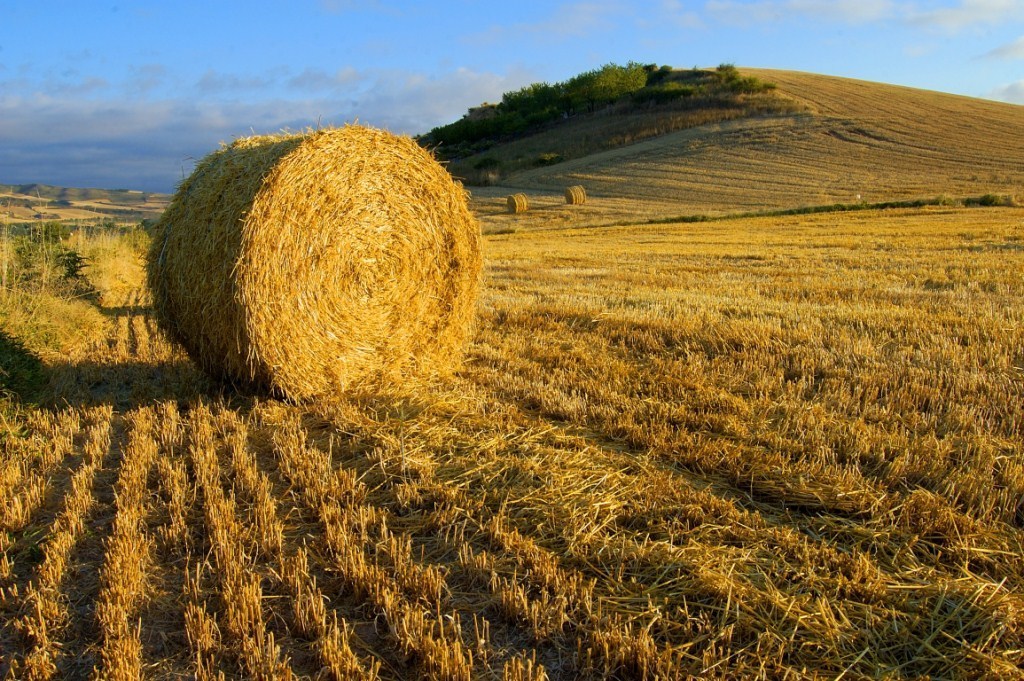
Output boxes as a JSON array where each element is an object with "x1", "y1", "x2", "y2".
[{"x1": 0, "y1": 205, "x2": 1022, "y2": 678}]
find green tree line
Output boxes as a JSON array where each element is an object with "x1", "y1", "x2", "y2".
[{"x1": 424, "y1": 63, "x2": 775, "y2": 154}]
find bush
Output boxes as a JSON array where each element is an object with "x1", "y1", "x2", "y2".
[
  {"x1": 8, "y1": 227, "x2": 93, "y2": 300},
  {"x1": 634, "y1": 82, "x2": 696, "y2": 105},
  {"x1": 644, "y1": 64, "x2": 675, "y2": 86},
  {"x1": 728, "y1": 76, "x2": 776, "y2": 94},
  {"x1": 29, "y1": 221, "x2": 70, "y2": 244},
  {"x1": 962, "y1": 193, "x2": 1016, "y2": 207},
  {"x1": 716, "y1": 63, "x2": 740, "y2": 82},
  {"x1": 534, "y1": 152, "x2": 564, "y2": 167},
  {"x1": 473, "y1": 157, "x2": 501, "y2": 171}
]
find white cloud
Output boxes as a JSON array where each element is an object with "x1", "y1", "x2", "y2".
[
  {"x1": 705, "y1": 1, "x2": 782, "y2": 24},
  {"x1": 910, "y1": 0, "x2": 1024, "y2": 30},
  {"x1": 354, "y1": 66, "x2": 535, "y2": 133},
  {"x1": 53, "y1": 76, "x2": 110, "y2": 96},
  {"x1": 985, "y1": 35, "x2": 1024, "y2": 59},
  {"x1": 464, "y1": 1, "x2": 624, "y2": 46},
  {"x1": 318, "y1": 0, "x2": 382, "y2": 12},
  {"x1": 126, "y1": 64, "x2": 168, "y2": 96},
  {"x1": 0, "y1": 66, "x2": 534, "y2": 192},
  {"x1": 287, "y1": 67, "x2": 363, "y2": 92},
  {"x1": 659, "y1": 0, "x2": 706, "y2": 28},
  {"x1": 195, "y1": 70, "x2": 277, "y2": 95},
  {"x1": 990, "y1": 79, "x2": 1024, "y2": 102},
  {"x1": 787, "y1": 0, "x2": 894, "y2": 22},
  {"x1": 706, "y1": 0, "x2": 895, "y2": 25}
]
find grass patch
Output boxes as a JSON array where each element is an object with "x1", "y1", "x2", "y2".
[
  {"x1": 643, "y1": 194, "x2": 1020, "y2": 227},
  {"x1": 0, "y1": 221, "x2": 144, "y2": 410}
]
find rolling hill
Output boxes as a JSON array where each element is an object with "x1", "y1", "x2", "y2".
[
  {"x1": 0, "y1": 183, "x2": 170, "y2": 224},
  {"x1": 468, "y1": 68, "x2": 1024, "y2": 229}
]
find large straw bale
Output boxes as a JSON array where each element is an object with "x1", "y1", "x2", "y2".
[
  {"x1": 507, "y1": 194, "x2": 529, "y2": 214},
  {"x1": 148, "y1": 125, "x2": 481, "y2": 400},
  {"x1": 565, "y1": 185, "x2": 587, "y2": 205}
]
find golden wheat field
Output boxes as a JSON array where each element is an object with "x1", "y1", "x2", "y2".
[{"x1": 1, "y1": 204, "x2": 1023, "y2": 680}]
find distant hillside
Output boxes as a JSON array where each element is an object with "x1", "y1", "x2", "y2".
[
  {"x1": 468, "y1": 68, "x2": 1024, "y2": 228},
  {"x1": 428, "y1": 64, "x2": 801, "y2": 185},
  {"x1": 0, "y1": 183, "x2": 170, "y2": 224}
]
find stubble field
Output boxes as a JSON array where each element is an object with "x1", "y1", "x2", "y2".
[{"x1": 1, "y1": 205, "x2": 1023, "y2": 679}]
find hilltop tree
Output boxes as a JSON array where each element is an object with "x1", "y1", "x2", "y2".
[{"x1": 565, "y1": 62, "x2": 648, "y2": 112}]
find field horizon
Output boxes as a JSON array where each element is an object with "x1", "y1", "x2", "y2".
[{"x1": 4, "y1": 67, "x2": 1023, "y2": 232}]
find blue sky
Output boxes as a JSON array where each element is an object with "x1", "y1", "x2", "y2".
[{"x1": 2, "y1": 0, "x2": 1023, "y2": 192}]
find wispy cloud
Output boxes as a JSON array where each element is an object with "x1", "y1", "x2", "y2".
[
  {"x1": 910, "y1": 0, "x2": 1024, "y2": 30},
  {"x1": 984, "y1": 35, "x2": 1024, "y2": 59},
  {"x1": 990, "y1": 79, "x2": 1024, "y2": 102},
  {"x1": 464, "y1": 1, "x2": 624, "y2": 46},
  {"x1": 54, "y1": 76, "x2": 111, "y2": 96},
  {"x1": 287, "y1": 67, "x2": 363, "y2": 93},
  {"x1": 195, "y1": 70, "x2": 277, "y2": 95},
  {"x1": 318, "y1": 0, "x2": 382, "y2": 12},
  {"x1": 126, "y1": 64, "x2": 168, "y2": 96},
  {"x1": 354, "y1": 66, "x2": 535, "y2": 132},
  {"x1": 659, "y1": 0, "x2": 705, "y2": 29},
  {"x1": 0, "y1": 66, "x2": 533, "y2": 192},
  {"x1": 706, "y1": 0, "x2": 895, "y2": 26},
  {"x1": 787, "y1": 0, "x2": 895, "y2": 22}
]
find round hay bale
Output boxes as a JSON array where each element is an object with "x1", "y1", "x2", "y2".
[
  {"x1": 565, "y1": 185, "x2": 587, "y2": 205},
  {"x1": 148, "y1": 125, "x2": 481, "y2": 400},
  {"x1": 506, "y1": 193, "x2": 528, "y2": 214}
]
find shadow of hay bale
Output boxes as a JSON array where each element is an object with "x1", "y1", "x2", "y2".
[
  {"x1": 0, "y1": 330, "x2": 47, "y2": 405},
  {"x1": 45, "y1": 357, "x2": 213, "y2": 411}
]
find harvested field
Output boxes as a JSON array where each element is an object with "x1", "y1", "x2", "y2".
[{"x1": 1, "y1": 206, "x2": 1023, "y2": 678}]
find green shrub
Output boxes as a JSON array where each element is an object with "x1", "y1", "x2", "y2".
[
  {"x1": 534, "y1": 152, "x2": 564, "y2": 167},
  {"x1": 473, "y1": 157, "x2": 501, "y2": 171},
  {"x1": 8, "y1": 228, "x2": 94, "y2": 299},
  {"x1": 29, "y1": 221, "x2": 70, "y2": 244},
  {"x1": 716, "y1": 63, "x2": 740, "y2": 82},
  {"x1": 644, "y1": 64, "x2": 674, "y2": 86},
  {"x1": 635, "y1": 82, "x2": 696, "y2": 105},
  {"x1": 964, "y1": 193, "x2": 1015, "y2": 207}
]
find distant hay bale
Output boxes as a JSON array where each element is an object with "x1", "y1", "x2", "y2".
[
  {"x1": 507, "y1": 193, "x2": 528, "y2": 214},
  {"x1": 147, "y1": 125, "x2": 481, "y2": 401},
  {"x1": 565, "y1": 185, "x2": 587, "y2": 205}
]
